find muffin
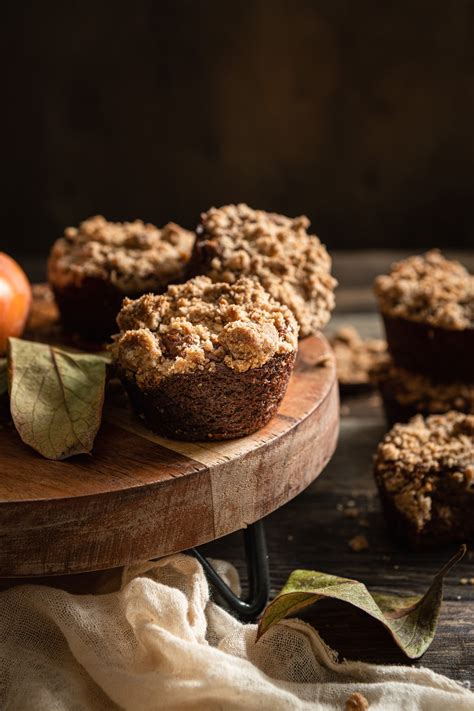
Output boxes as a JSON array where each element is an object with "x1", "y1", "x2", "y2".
[
  {"x1": 329, "y1": 325, "x2": 386, "y2": 393},
  {"x1": 48, "y1": 215, "x2": 195, "y2": 341},
  {"x1": 371, "y1": 356, "x2": 474, "y2": 425},
  {"x1": 111, "y1": 276, "x2": 298, "y2": 441},
  {"x1": 189, "y1": 203, "x2": 336, "y2": 337},
  {"x1": 374, "y1": 411, "x2": 474, "y2": 547},
  {"x1": 374, "y1": 250, "x2": 474, "y2": 381}
]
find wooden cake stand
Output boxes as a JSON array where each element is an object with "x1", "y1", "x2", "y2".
[{"x1": 0, "y1": 290, "x2": 339, "y2": 616}]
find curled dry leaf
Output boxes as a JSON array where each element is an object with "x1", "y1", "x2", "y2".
[
  {"x1": 8, "y1": 337, "x2": 106, "y2": 460},
  {"x1": 257, "y1": 546, "x2": 466, "y2": 659}
]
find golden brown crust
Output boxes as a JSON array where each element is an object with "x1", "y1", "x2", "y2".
[
  {"x1": 374, "y1": 250, "x2": 474, "y2": 330},
  {"x1": 374, "y1": 412, "x2": 474, "y2": 532},
  {"x1": 48, "y1": 215, "x2": 195, "y2": 293},
  {"x1": 193, "y1": 203, "x2": 336, "y2": 337},
  {"x1": 111, "y1": 276, "x2": 298, "y2": 387}
]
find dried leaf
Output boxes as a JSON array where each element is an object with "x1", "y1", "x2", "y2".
[
  {"x1": 257, "y1": 546, "x2": 465, "y2": 658},
  {"x1": 8, "y1": 337, "x2": 106, "y2": 460}
]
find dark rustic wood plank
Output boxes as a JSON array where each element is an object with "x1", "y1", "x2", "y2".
[{"x1": 203, "y1": 306, "x2": 474, "y2": 684}]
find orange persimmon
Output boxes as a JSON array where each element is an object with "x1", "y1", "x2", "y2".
[{"x1": 0, "y1": 253, "x2": 32, "y2": 355}]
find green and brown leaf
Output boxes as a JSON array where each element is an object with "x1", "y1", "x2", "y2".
[
  {"x1": 257, "y1": 546, "x2": 465, "y2": 659},
  {"x1": 8, "y1": 337, "x2": 107, "y2": 460}
]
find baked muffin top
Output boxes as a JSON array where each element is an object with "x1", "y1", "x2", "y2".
[
  {"x1": 111, "y1": 275, "x2": 298, "y2": 387},
  {"x1": 195, "y1": 203, "x2": 336, "y2": 337},
  {"x1": 374, "y1": 250, "x2": 474, "y2": 330},
  {"x1": 48, "y1": 215, "x2": 195, "y2": 293},
  {"x1": 371, "y1": 356, "x2": 474, "y2": 414},
  {"x1": 374, "y1": 412, "x2": 474, "y2": 531}
]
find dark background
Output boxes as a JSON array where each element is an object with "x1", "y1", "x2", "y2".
[{"x1": 3, "y1": 1, "x2": 474, "y2": 261}]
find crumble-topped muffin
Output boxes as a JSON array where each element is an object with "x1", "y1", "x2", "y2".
[
  {"x1": 112, "y1": 276, "x2": 298, "y2": 440},
  {"x1": 374, "y1": 250, "x2": 473, "y2": 329},
  {"x1": 190, "y1": 203, "x2": 336, "y2": 337},
  {"x1": 371, "y1": 356, "x2": 474, "y2": 424},
  {"x1": 329, "y1": 326, "x2": 386, "y2": 390},
  {"x1": 374, "y1": 412, "x2": 474, "y2": 546},
  {"x1": 374, "y1": 250, "x2": 474, "y2": 380},
  {"x1": 48, "y1": 215, "x2": 195, "y2": 341}
]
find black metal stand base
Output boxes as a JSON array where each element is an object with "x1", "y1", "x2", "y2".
[{"x1": 190, "y1": 521, "x2": 270, "y2": 623}]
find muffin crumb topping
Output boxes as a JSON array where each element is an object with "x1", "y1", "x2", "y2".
[
  {"x1": 375, "y1": 412, "x2": 474, "y2": 530},
  {"x1": 196, "y1": 203, "x2": 336, "y2": 336},
  {"x1": 112, "y1": 276, "x2": 298, "y2": 387},
  {"x1": 374, "y1": 250, "x2": 474, "y2": 330},
  {"x1": 48, "y1": 215, "x2": 195, "y2": 292}
]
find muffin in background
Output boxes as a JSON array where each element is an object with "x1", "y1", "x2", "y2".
[
  {"x1": 371, "y1": 355, "x2": 474, "y2": 426},
  {"x1": 111, "y1": 276, "x2": 299, "y2": 441},
  {"x1": 48, "y1": 215, "x2": 195, "y2": 341},
  {"x1": 374, "y1": 411, "x2": 474, "y2": 547},
  {"x1": 374, "y1": 250, "x2": 474, "y2": 381},
  {"x1": 190, "y1": 203, "x2": 336, "y2": 338}
]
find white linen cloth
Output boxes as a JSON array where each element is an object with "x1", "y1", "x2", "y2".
[{"x1": 0, "y1": 553, "x2": 472, "y2": 710}]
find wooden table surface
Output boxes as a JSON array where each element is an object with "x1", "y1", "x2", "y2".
[
  {"x1": 16, "y1": 251, "x2": 474, "y2": 686},
  {"x1": 202, "y1": 250, "x2": 474, "y2": 686}
]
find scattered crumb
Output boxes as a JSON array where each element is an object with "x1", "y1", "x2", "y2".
[
  {"x1": 393, "y1": 565, "x2": 400, "y2": 570},
  {"x1": 348, "y1": 535, "x2": 369, "y2": 552},
  {"x1": 287, "y1": 534, "x2": 294, "y2": 542},
  {"x1": 344, "y1": 507, "x2": 360, "y2": 519},
  {"x1": 336, "y1": 503, "x2": 344, "y2": 512},
  {"x1": 315, "y1": 352, "x2": 334, "y2": 368},
  {"x1": 456, "y1": 595, "x2": 462, "y2": 600},
  {"x1": 329, "y1": 325, "x2": 386, "y2": 387},
  {"x1": 345, "y1": 692, "x2": 369, "y2": 710}
]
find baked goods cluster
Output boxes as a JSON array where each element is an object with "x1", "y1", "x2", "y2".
[
  {"x1": 48, "y1": 205, "x2": 336, "y2": 440},
  {"x1": 367, "y1": 250, "x2": 474, "y2": 547}
]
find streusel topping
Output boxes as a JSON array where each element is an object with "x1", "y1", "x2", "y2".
[
  {"x1": 48, "y1": 215, "x2": 195, "y2": 292},
  {"x1": 371, "y1": 357, "x2": 474, "y2": 415},
  {"x1": 375, "y1": 412, "x2": 474, "y2": 530},
  {"x1": 111, "y1": 276, "x2": 298, "y2": 387},
  {"x1": 329, "y1": 326, "x2": 386, "y2": 385},
  {"x1": 374, "y1": 250, "x2": 474, "y2": 330},
  {"x1": 196, "y1": 204, "x2": 336, "y2": 337}
]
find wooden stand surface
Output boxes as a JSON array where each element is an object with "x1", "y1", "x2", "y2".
[{"x1": 0, "y1": 290, "x2": 339, "y2": 577}]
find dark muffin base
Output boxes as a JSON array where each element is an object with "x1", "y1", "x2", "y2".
[
  {"x1": 382, "y1": 314, "x2": 474, "y2": 382},
  {"x1": 375, "y1": 477, "x2": 474, "y2": 548},
  {"x1": 118, "y1": 351, "x2": 296, "y2": 441},
  {"x1": 52, "y1": 278, "x2": 145, "y2": 342}
]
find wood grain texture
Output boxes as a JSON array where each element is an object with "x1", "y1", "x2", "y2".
[{"x1": 0, "y1": 295, "x2": 339, "y2": 576}]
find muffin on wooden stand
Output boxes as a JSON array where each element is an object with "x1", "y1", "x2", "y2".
[
  {"x1": 189, "y1": 203, "x2": 336, "y2": 338},
  {"x1": 48, "y1": 215, "x2": 195, "y2": 341},
  {"x1": 111, "y1": 276, "x2": 299, "y2": 441},
  {"x1": 374, "y1": 411, "x2": 474, "y2": 547},
  {"x1": 374, "y1": 250, "x2": 474, "y2": 382}
]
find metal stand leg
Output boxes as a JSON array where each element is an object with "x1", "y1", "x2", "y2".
[{"x1": 190, "y1": 520, "x2": 270, "y2": 623}]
